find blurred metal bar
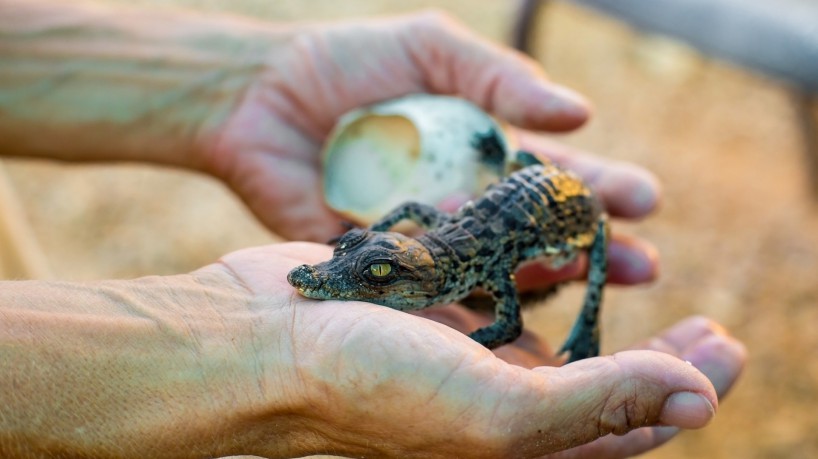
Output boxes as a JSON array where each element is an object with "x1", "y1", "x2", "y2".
[
  {"x1": 570, "y1": 0, "x2": 818, "y2": 92},
  {"x1": 515, "y1": 0, "x2": 818, "y2": 91},
  {"x1": 513, "y1": 0, "x2": 818, "y2": 197},
  {"x1": 512, "y1": 0, "x2": 546, "y2": 53},
  {"x1": 794, "y1": 94, "x2": 818, "y2": 198}
]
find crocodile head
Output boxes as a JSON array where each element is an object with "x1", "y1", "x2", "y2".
[{"x1": 287, "y1": 228, "x2": 442, "y2": 311}]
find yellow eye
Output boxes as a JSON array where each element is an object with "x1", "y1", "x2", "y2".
[{"x1": 369, "y1": 263, "x2": 392, "y2": 277}]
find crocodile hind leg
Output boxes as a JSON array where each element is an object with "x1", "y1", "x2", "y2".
[
  {"x1": 369, "y1": 202, "x2": 452, "y2": 232},
  {"x1": 468, "y1": 271, "x2": 523, "y2": 349},
  {"x1": 559, "y1": 217, "x2": 609, "y2": 363}
]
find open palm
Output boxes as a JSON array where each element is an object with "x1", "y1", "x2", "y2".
[{"x1": 213, "y1": 242, "x2": 744, "y2": 458}]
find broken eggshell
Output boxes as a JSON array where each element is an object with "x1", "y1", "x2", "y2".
[{"x1": 322, "y1": 94, "x2": 515, "y2": 224}]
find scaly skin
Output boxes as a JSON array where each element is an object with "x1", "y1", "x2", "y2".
[{"x1": 288, "y1": 146, "x2": 609, "y2": 361}]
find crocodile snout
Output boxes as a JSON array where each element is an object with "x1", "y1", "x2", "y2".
[{"x1": 287, "y1": 264, "x2": 324, "y2": 294}]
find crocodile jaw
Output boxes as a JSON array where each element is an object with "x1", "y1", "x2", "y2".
[{"x1": 287, "y1": 264, "x2": 330, "y2": 299}]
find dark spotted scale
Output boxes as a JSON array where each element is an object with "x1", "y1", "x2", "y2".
[{"x1": 287, "y1": 150, "x2": 609, "y2": 362}]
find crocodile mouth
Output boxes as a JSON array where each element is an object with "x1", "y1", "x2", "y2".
[
  {"x1": 287, "y1": 264, "x2": 328, "y2": 298},
  {"x1": 297, "y1": 288, "x2": 314, "y2": 298},
  {"x1": 294, "y1": 285, "x2": 326, "y2": 299}
]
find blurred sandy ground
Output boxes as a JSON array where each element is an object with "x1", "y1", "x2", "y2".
[{"x1": 3, "y1": 1, "x2": 818, "y2": 458}]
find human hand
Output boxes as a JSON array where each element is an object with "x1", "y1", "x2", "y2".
[
  {"x1": 205, "y1": 242, "x2": 745, "y2": 458},
  {"x1": 202, "y1": 10, "x2": 662, "y2": 290},
  {"x1": 203, "y1": 11, "x2": 588, "y2": 242}
]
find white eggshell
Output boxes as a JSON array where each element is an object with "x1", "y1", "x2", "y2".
[{"x1": 322, "y1": 94, "x2": 514, "y2": 224}]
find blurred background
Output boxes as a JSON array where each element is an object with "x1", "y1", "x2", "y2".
[{"x1": 2, "y1": 0, "x2": 817, "y2": 457}]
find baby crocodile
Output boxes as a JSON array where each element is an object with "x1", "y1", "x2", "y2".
[{"x1": 288, "y1": 147, "x2": 609, "y2": 362}]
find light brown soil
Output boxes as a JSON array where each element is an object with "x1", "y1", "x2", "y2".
[{"x1": 4, "y1": 1, "x2": 818, "y2": 458}]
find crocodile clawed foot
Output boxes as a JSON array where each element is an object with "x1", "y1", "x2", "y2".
[
  {"x1": 558, "y1": 325, "x2": 600, "y2": 363},
  {"x1": 468, "y1": 321, "x2": 523, "y2": 350}
]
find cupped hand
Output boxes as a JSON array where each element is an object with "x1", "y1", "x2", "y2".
[
  {"x1": 202, "y1": 12, "x2": 661, "y2": 290},
  {"x1": 209, "y1": 242, "x2": 745, "y2": 459},
  {"x1": 204, "y1": 11, "x2": 586, "y2": 243}
]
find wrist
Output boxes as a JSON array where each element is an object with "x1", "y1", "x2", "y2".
[{"x1": 0, "y1": 269, "x2": 314, "y2": 458}]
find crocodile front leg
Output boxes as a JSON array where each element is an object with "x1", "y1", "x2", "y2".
[
  {"x1": 468, "y1": 271, "x2": 523, "y2": 349},
  {"x1": 370, "y1": 202, "x2": 452, "y2": 232},
  {"x1": 559, "y1": 217, "x2": 609, "y2": 362}
]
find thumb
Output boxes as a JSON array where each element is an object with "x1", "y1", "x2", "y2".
[
  {"x1": 403, "y1": 11, "x2": 590, "y2": 131},
  {"x1": 500, "y1": 350, "x2": 717, "y2": 456}
]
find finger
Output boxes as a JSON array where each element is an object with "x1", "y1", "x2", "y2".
[
  {"x1": 652, "y1": 316, "x2": 747, "y2": 400},
  {"x1": 540, "y1": 351, "x2": 718, "y2": 432},
  {"x1": 404, "y1": 11, "x2": 590, "y2": 131},
  {"x1": 606, "y1": 234, "x2": 660, "y2": 284},
  {"x1": 515, "y1": 256, "x2": 585, "y2": 290},
  {"x1": 515, "y1": 233, "x2": 659, "y2": 291},
  {"x1": 651, "y1": 315, "x2": 729, "y2": 353},
  {"x1": 564, "y1": 318, "x2": 744, "y2": 458},
  {"x1": 548, "y1": 426, "x2": 679, "y2": 459},
  {"x1": 478, "y1": 351, "x2": 716, "y2": 457},
  {"x1": 516, "y1": 131, "x2": 662, "y2": 219},
  {"x1": 558, "y1": 317, "x2": 746, "y2": 458}
]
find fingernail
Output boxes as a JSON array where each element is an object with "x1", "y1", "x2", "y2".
[
  {"x1": 660, "y1": 392, "x2": 715, "y2": 429},
  {"x1": 556, "y1": 86, "x2": 590, "y2": 117},
  {"x1": 623, "y1": 248, "x2": 652, "y2": 281},
  {"x1": 608, "y1": 241, "x2": 657, "y2": 283},
  {"x1": 607, "y1": 164, "x2": 661, "y2": 218},
  {"x1": 630, "y1": 180, "x2": 660, "y2": 215},
  {"x1": 537, "y1": 83, "x2": 590, "y2": 119}
]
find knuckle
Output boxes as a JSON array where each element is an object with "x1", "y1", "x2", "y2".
[
  {"x1": 408, "y1": 8, "x2": 465, "y2": 36},
  {"x1": 596, "y1": 385, "x2": 657, "y2": 437}
]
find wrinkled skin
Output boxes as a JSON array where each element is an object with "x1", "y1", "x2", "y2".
[{"x1": 215, "y1": 242, "x2": 746, "y2": 458}]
